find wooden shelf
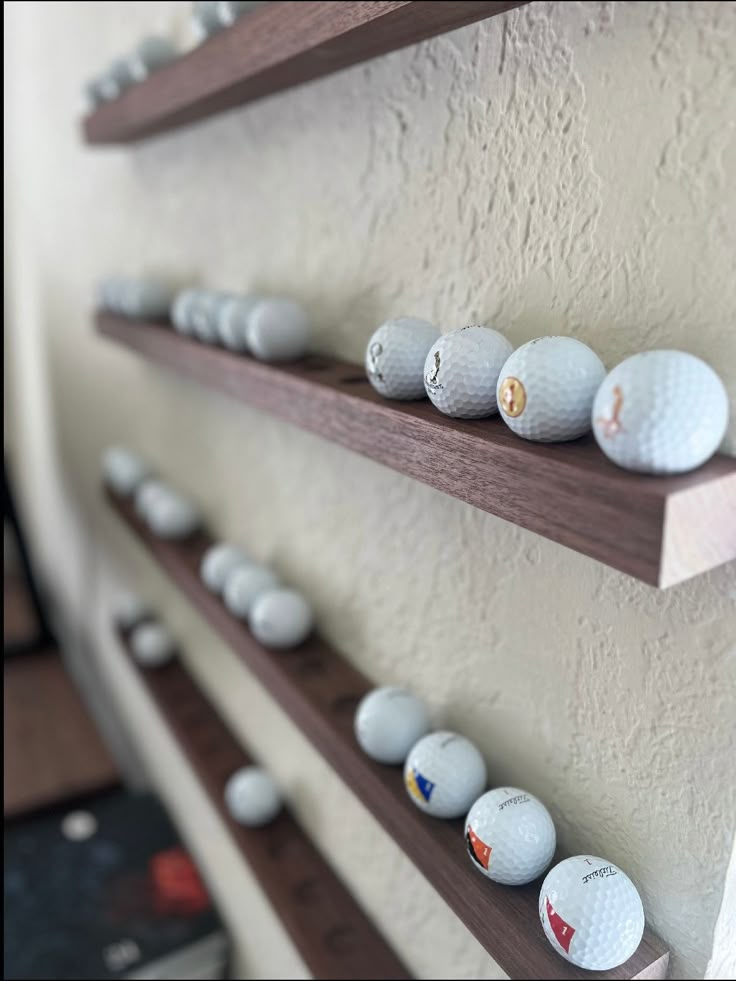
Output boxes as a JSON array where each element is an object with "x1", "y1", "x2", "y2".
[
  {"x1": 116, "y1": 620, "x2": 409, "y2": 980},
  {"x1": 83, "y1": 1, "x2": 526, "y2": 145},
  {"x1": 98, "y1": 312, "x2": 736, "y2": 587},
  {"x1": 107, "y1": 490, "x2": 669, "y2": 980}
]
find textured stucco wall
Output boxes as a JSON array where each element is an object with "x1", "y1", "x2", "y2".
[{"x1": 4, "y1": 2, "x2": 736, "y2": 978}]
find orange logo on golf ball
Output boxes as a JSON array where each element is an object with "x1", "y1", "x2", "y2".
[{"x1": 499, "y1": 376, "x2": 526, "y2": 417}]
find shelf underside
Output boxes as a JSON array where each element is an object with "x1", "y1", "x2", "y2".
[
  {"x1": 98, "y1": 313, "x2": 736, "y2": 587},
  {"x1": 83, "y1": 1, "x2": 527, "y2": 144},
  {"x1": 117, "y1": 623, "x2": 409, "y2": 980},
  {"x1": 107, "y1": 491, "x2": 669, "y2": 981}
]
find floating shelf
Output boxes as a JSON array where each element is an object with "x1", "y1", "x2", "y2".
[
  {"x1": 98, "y1": 312, "x2": 736, "y2": 587},
  {"x1": 83, "y1": 1, "x2": 526, "y2": 145},
  {"x1": 107, "y1": 490, "x2": 669, "y2": 981},
  {"x1": 116, "y1": 621, "x2": 409, "y2": 980}
]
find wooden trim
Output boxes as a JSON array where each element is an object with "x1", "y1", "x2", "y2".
[
  {"x1": 107, "y1": 491, "x2": 670, "y2": 980},
  {"x1": 83, "y1": 1, "x2": 527, "y2": 144},
  {"x1": 116, "y1": 622, "x2": 410, "y2": 980},
  {"x1": 97, "y1": 313, "x2": 736, "y2": 587}
]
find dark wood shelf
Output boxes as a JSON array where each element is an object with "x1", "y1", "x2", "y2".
[
  {"x1": 115, "y1": 620, "x2": 409, "y2": 980},
  {"x1": 83, "y1": 1, "x2": 526, "y2": 145},
  {"x1": 107, "y1": 490, "x2": 669, "y2": 980},
  {"x1": 97, "y1": 312, "x2": 736, "y2": 587}
]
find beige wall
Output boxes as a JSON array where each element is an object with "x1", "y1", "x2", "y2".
[{"x1": 4, "y1": 2, "x2": 736, "y2": 978}]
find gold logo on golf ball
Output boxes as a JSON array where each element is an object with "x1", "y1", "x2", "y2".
[{"x1": 499, "y1": 376, "x2": 526, "y2": 417}]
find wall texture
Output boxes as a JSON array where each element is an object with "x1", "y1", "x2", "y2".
[{"x1": 4, "y1": 2, "x2": 735, "y2": 978}]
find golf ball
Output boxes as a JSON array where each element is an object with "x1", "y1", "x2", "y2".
[
  {"x1": 424, "y1": 325, "x2": 513, "y2": 418},
  {"x1": 539, "y1": 855, "x2": 645, "y2": 971},
  {"x1": 404, "y1": 731, "x2": 486, "y2": 819},
  {"x1": 217, "y1": 1, "x2": 265, "y2": 26},
  {"x1": 224, "y1": 767, "x2": 282, "y2": 827},
  {"x1": 223, "y1": 564, "x2": 279, "y2": 619},
  {"x1": 102, "y1": 446, "x2": 149, "y2": 496},
  {"x1": 465, "y1": 787, "x2": 556, "y2": 885},
  {"x1": 130, "y1": 621, "x2": 176, "y2": 668},
  {"x1": 147, "y1": 490, "x2": 201, "y2": 540},
  {"x1": 127, "y1": 36, "x2": 176, "y2": 82},
  {"x1": 592, "y1": 350, "x2": 728, "y2": 474},
  {"x1": 134, "y1": 479, "x2": 170, "y2": 520},
  {"x1": 190, "y1": 290, "x2": 235, "y2": 343},
  {"x1": 98, "y1": 58, "x2": 134, "y2": 101},
  {"x1": 200, "y1": 543, "x2": 252, "y2": 595},
  {"x1": 192, "y1": 1, "x2": 223, "y2": 41},
  {"x1": 216, "y1": 295, "x2": 262, "y2": 352},
  {"x1": 171, "y1": 289, "x2": 200, "y2": 335},
  {"x1": 354, "y1": 687, "x2": 431, "y2": 765},
  {"x1": 248, "y1": 588, "x2": 314, "y2": 649},
  {"x1": 246, "y1": 299, "x2": 310, "y2": 362},
  {"x1": 497, "y1": 337, "x2": 606, "y2": 442},
  {"x1": 114, "y1": 592, "x2": 149, "y2": 631},
  {"x1": 365, "y1": 317, "x2": 440, "y2": 400},
  {"x1": 119, "y1": 279, "x2": 173, "y2": 320}
]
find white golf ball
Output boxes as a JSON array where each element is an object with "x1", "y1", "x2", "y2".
[
  {"x1": 134, "y1": 479, "x2": 170, "y2": 520},
  {"x1": 190, "y1": 290, "x2": 234, "y2": 343},
  {"x1": 102, "y1": 446, "x2": 149, "y2": 496},
  {"x1": 98, "y1": 58, "x2": 134, "y2": 101},
  {"x1": 248, "y1": 588, "x2": 314, "y2": 649},
  {"x1": 130, "y1": 621, "x2": 176, "y2": 668},
  {"x1": 83, "y1": 78, "x2": 106, "y2": 112},
  {"x1": 497, "y1": 337, "x2": 606, "y2": 442},
  {"x1": 127, "y1": 36, "x2": 176, "y2": 82},
  {"x1": 223, "y1": 565, "x2": 279, "y2": 619},
  {"x1": 216, "y1": 295, "x2": 262, "y2": 352},
  {"x1": 120, "y1": 279, "x2": 173, "y2": 320},
  {"x1": 224, "y1": 766, "x2": 282, "y2": 827},
  {"x1": 216, "y1": 1, "x2": 265, "y2": 26},
  {"x1": 539, "y1": 855, "x2": 645, "y2": 971},
  {"x1": 354, "y1": 687, "x2": 431, "y2": 765},
  {"x1": 200, "y1": 543, "x2": 252, "y2": 595},
  {"x1": 404, "y1": 731, "x2": 487, "y2": 819},
  {"x1": 365, "y1": 317, "x2": 440, "y2": 400},
  {"x1": 114, "y1": 592, "x2": 149, "y2": 630},
  {"x1": 246, "y1": 299, "x2": 310, "y2": 362},
  {"x1": 465, "y1": 787, "x2": 556, "y2": 885},
  {"x1": 592, "y1": 350, "x2": 728, "y2": 474},
  {"x1": 424, "y1": 325, "x2": 513, "y2": 418},
  {"x1": 147, "y1": 490, "x2": 201, "y2": 540},
  {"x1": 171, "y1": 289, "x2": 200, "y2": 335}
]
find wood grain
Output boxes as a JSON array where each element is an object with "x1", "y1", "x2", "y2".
[
  {"x1": 116, "y1": 623, "x2": 409, "y2": 980},
  {"x1": 97, "y1": 313, "x2": 736, "y2": 587},
  {"x1": 83, "y1": 1, "x2": 527, "y2": 144},
  {"x1": 107, "y1": 491, "x2": 669, "y2": 980},
  {"x1": 4, "y1": 651, "x2": 119, "y2": 818}
]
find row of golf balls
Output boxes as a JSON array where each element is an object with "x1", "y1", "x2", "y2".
[
  {"x1": 354, "y1": 686, "x2": 645, "y2": 971},
  {"x1": 84, "y1": 3, "x2": 264, "y2": 110},
  {"x1": 365, "y1": 318, "x2": 729, "y2": 475},
  {"x1": 104, "y1": 447, "x2": 314, "y2": 650},
  {"x1": 97, "y1": 276, "x2": 312, "y2": 363}
]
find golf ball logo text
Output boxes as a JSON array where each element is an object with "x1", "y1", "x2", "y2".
[
  {"x1": 581, "y1": 864, "x2": 618, "y2": 883},
  {"x1": 405, "y1": 767, "x2": 435, "y2": 803},
  {"x1": 499, "y1": 376, "x2": 526, "y2": 417},
  {"x1": 425, "y1": 351, "x2": 442, "y2": 391},
  {"x1": 497, "y1": 792, "x2": 530, "y2": 810},
  {"x1": 544, "y1": 897, "x2": 576, "y2": 953},
  {"x1": 367, "y1": 342, "x2": 385, "y2": 382}
]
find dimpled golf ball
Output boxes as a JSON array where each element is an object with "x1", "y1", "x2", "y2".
[
  {"x1": 497, "y1": 336, "x2": 606, "y2": 442},
  {"x1": 224, "y1": 767, "x2": 282, "y2": 827},
  {"x1": 130, "y1": 621, "x2": 176, "y2": 668},
  {"x1": 465, "y1": 787, "x2": 556, "y2": 885},
  {"x1": 147, "y1": 490, "x2": 201, "y2": 540},
  {"x1": 354, "y1": 687, "x2": 431, "y2": 765},
  {"x1": 190, "y1": 290, "x2": 233, "y2": 343},
  {"x1": 134, "y1": 479, "x2": 169, "y2": 520},
  {"x1": 102, "y1": 446, "x2": 149, "y2": 496},
  {"x1": 366, "y1": 318, "x2": 440, "y2": 400},
  {"x1": 404, "y1": 731, "x2": 486, "y2": 818},
  {"x1": 539, "y1": 855, "x2": 645, "y2": 971},
  {"x1": 249, "y1": 588, "x2": 314, "y2": 649},
  {"x1": 424, "y1": 325, "x2": 513, "y2": 418},
  {"x1": 246, "y1": 299, "x2": 311, "y2": 362},
  {"x1": 223, "y1": 565, "x2": 279, "y2": 619},
  {"x1": 200, "y1": 543, "x2": 252, "y2": 595},
  {"x1": 217, "y1": 295, "x2": 262, "y2": 352},
  {"x1": 592, "y1": 350, "x2": 728, "y2": 474},
  {"x1": 114, "y1": 592, "x2": 149, "y2": 631}
]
